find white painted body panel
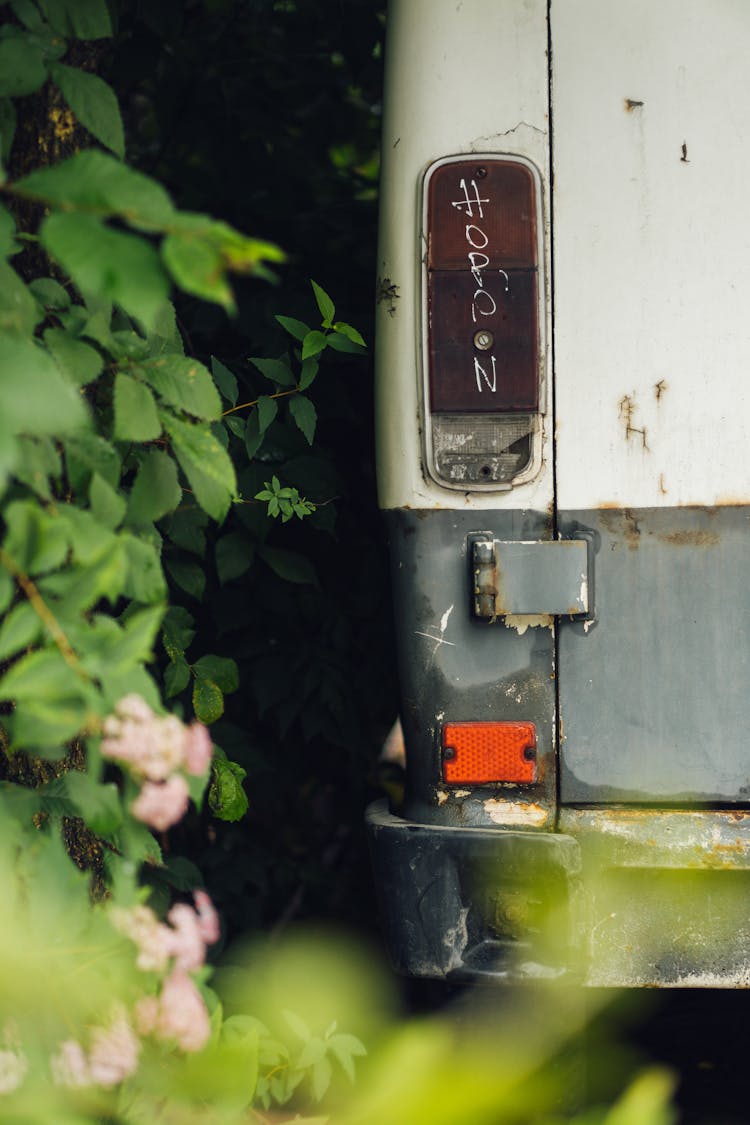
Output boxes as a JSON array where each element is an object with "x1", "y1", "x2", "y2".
[
  {"x1": 375, "y1": 0, "x2": 552, "y2": 511},
  {"x1": 552, "y1": 0, "x2": 750, "y2": 510}
]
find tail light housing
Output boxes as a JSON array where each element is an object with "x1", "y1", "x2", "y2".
[{"x1": 422, "y1": 155, "x2": 545, "y2": 490}]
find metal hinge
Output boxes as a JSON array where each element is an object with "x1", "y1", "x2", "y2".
[{"x1": 471, "y1": 535, "x2": 590, "y2": 620}]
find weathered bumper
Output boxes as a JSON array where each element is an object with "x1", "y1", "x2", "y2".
[
  {"x1": 365, "y1": 799, "x2": 582, "y2": 981},
  {"x1": 367, "y1": 801, "x2": 750, "y2": 986}
]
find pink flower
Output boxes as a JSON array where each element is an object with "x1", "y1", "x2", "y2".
[
  {"x1": 51, "y1": 1040, "x2": 90, "y2": 1088},
  {"x1": 153, "y1": 971, "x2": 211, "y2": 1053},
  {"x1": 131, "y1": 775, "x2": 189, "y2": 831},
  {"x1": 193, "y1": 890, "x2": 220, "y2": 946},
  {"x1": 0, "y1": 1048, "x2": 27, "y2": 1095},
  {"x1": 184, "y1": 722, "x2": 212, "y2": 776},
  {"x1": 88, "y1": 1014, "x2": 140, "y2": 1088},
  {"x1": 134, "y1": 996, "x2": 159, "y2": 1037},
  {"x1": 166, "y1": 903, "x2": 205, "y2": 972},
  {"x1": 101, "y1": 697, "x2": 190, "y2": 782},
  {"x1": 112, "y1": 905, "x2": 173, "y2": 973}
]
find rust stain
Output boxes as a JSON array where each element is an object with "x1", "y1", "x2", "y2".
[
  {"x1": 619, "y1": 393, "x2": 649, "y2": 450},
  {"x1": 659, "y1": 473, "x2": 668, "y2": 495},
  {"x1": 681, "y1": 142, "x2": 690, "y2": 164},
  {"x1": 625, "y1": 98, "x2": 644, "y2": 112},
  {"x1": 659, "y1": 529, "x2": 720, "y2": 547},
  {"x1": 654, "y1": 379, "x2": 668, "y2": 401}
]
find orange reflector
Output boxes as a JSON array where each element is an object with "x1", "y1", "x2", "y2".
[{"x1": 442, "y1": 721, "x2": 537, "y2": 784}]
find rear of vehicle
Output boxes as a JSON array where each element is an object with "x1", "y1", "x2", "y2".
[{"x1": 367, "y1": 0, "x2": 750, "y2": 986}]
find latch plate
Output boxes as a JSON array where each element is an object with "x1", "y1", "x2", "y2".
[{"x1": 471, "y1": 535, "x2": 590, "y2": 619}]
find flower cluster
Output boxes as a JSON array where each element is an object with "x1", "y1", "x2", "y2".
[
  {"x1": 0, "y1": 1027, "x2": 27, "y2": 1096},
  {"x1": 113, "y1": 890, "x2": 220, "y2": 1054},
  {"x1": 101, "y1": 695, "x2": 212, "y2": 830},
  {"x1": 51, "y1": 1012, "x2": 140, "y2": 1090}
]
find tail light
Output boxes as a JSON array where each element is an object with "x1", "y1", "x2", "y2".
[
  {"x1": 423, "y1": 156, "x2": 544, "y2": 489},
  {"x1": 442, "y1": 721, "x2": 538, "y2": 784}
]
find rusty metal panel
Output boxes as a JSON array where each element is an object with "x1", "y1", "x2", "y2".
[{"x1": 557, "y1": 505, "x2": 750, "y2": 803}]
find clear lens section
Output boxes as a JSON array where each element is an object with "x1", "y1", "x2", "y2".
[{"x1": 431, "y1": 413, "x2": 533, "y2": 486}]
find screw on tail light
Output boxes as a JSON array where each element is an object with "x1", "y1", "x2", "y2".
[
  {"x1": 423, "y1": 156, "x2": 545, "y2": 489},
  {"x1": 442, "y1": 721, "x2": 538, "y2": 784}
]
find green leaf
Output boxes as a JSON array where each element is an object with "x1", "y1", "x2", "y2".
[
  {"x1": 215, "y1": 531, "x2": 253, "y2": 584},
  {"x1": 49, "y1": 63, "x2": 124, "y2": 158},
  {"x1": 0, "y1": 261, "x2": 43, "y2": 334},
  {"x1": 311, "y1": 280, "x2": 335, "y2": 327},
  {"x1": 298, "y1": 357, "x2": 318, "y2": 391},
  {"x1": 164, "y1": 508, "x2": 207, "y2": 558},
  {"x1": 327, "y1": 1033, "x2": 366, "y2": 1082},
  {"x1": 162, "y1": 605, "x2": 195, "y2": 659},
  {"x1": 333, "y1": 321, "x2": 366, "y2": 347},
  {"x1": 0, "y1": 335, "x2": 88, "y2": 439},
  {"x1": 301, "y1": 330, "x2": 328, "y2": 361},
  {"x1": 211, "y1": 356, "x2": 237, "y2": 405},
  {"x1": 311, "y1": 1056, "x2": 333, "y2": 1102},
  {"x1": 0, "y1": 100, "x2": 16, "y2": 168},
  {"x1": 326, "y1": 332, "x2": 366, "y2": 354},
  {"x1": 63, "y1": 0, "x2": 112, "y2": 39},
  {"x1": 161, "y1": 412, "x2": 237, "y2": 522},
  {"x1": 64, "y1": 771, "x2": 122, "y2": 837},
  {"x1": 165, "y1": 558, "x2": 205, "y2": 601},
  {"x1": 161, "y1": 228, "x2": 234, "y2": 312},
  {"x1": 3, "y1": 500, "x2": 70, "y2": 574},
  {"x1": 193, "y1": 675, "x2": 223, "y2": 724},
  {"x1": 0, "y1": 569, "x2": 13, "y2": 616},
  {"x1": 0, "y1": 602, "x2": 42, "y2": 661},
  {"x1": 289, "y1": 394, "x2": 317, "y2": 444},
  {"x1": 284, "y1": 1011, "x2": 312, "y2": 1041},
  {"x1": 193, "y1": 654, "x2": 239, "y2": 694},
  {"x1": 0, "y1": 202, "x2": 16, "y2": 256},
  {"x1": 297, "y1": 1037, "x2": 326, "y2": 1068},
  {"x1": 137, "y1": 355, "x2": 222, "y2": 421},
  {"x1": 18, "y1": 150, "x2": 173, "y2": 229},
  {"x1": 256, "y1": 395, "x2": 278, "y2": 434},
  {"x1": 243, "y1": 411, "x2": 264, "y2": 459},
  {"x1": 128, "y1": 450, "x2": 182, "y2": 524},
  {"x1": 121, "y1": 533, "x2": 167, "y2": 604},
  {"x1": 44, "y1": 327, "x2": 103, "y2": 387},
  {"x1": 29, "y1": 278, "x2": 71, "y2": 310},
  {"x1": 0, "y1": 35, "x2": 47, "y2": 97},
  {"x1": 63, "y1": 433, "x2": 120, "y2": 492},
  {"x1": 41, "y1": 213, "x2": 170, "y2": 330},
  {"x1": 113, "y1": 372, "x2": 161, "y2": 442},
  {"x1": 164, "y1": 655, "x2": 190, "y2": 698},
  {"x1": 13, "y1": 435, "x2": 60, "y2": 500},
  {"x1": 208, "y1": 752, "x2": 248, "y2": 821},
  {"x1": 10, "y1": 0, "x2": 45, "y2": 31},
  {"x1": 116, "y1": 604, "x2": 165, "y2": 668},
  {"x1": 248, "y1": 356, "x2": 295, "y2": 387},
  {"x1": 0, "y1": 647, "x2": 85, "y2": 703},
  {"x1": 89, "y1": 471, "x2": 126, "y2": 530},
  {"x1": 275, "y1": 314, "x2": 310, "y2": 341},
  {"x1": 258, "y1": 546, "x2": 316, "y2": 585}
]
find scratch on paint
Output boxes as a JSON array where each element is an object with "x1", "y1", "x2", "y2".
[{"x1": 415, "y1": 604, "x2": 456, "y2": 656}]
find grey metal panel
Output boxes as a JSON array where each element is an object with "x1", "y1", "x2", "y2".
[
  {"x1": 384, "y1": 508, "x2": 556, "y2": 828},
  {"x1": 473, "y1": 538, "x2": 589, "y2": 617},
  {"x1": 558, "y1": 506, "x2": 750, "y2": 803}
]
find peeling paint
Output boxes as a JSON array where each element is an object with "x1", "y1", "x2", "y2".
[
  {"x1": 436, "y1": 790, "x2": 448, "y2": 806},
  {"x1": 452, "y1": 788, "x2": 471, "y2": 798},
  {"x1": 483, "y1": 799, "x2": 549, "y2": 827},
  {"x1": 503, "y1": 613, "x2": 553, "y2": 635},
  {"x1": 443, "y1": 906, "x2": 469, "y2": 972}
]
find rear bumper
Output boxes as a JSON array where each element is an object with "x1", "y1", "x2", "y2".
[
  {"x1": 365, "y1": 799, "x2": 582, "y2": 981},
  {"x1": 366, "y1": 800, "x2": 750, "y2": 986}
]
